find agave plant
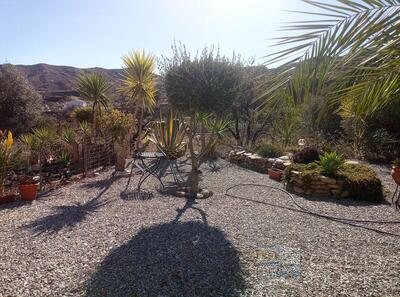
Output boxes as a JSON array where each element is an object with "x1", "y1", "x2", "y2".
[
  {"x1": 149, "y1": 111, "x2": 187, "y2": 160},
  {"x1": 317, "y1": 151, "x2": 345, "y2": 176}
]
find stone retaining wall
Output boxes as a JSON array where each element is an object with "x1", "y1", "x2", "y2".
[
  {"x1": 228, "y1": 150, "x2": 291, "y2": 173},
  {"x1": 288, "y1": 170, "x2": 348, "y2": 198}
]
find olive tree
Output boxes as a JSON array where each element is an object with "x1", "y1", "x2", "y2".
[
  {"x1": 0, "y1": 64, "x2": 42, "y2": 134},
  {"x1": 161, "y1": 45, "x2": 243, "y2": 194}
]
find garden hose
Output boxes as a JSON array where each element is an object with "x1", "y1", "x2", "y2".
[{"x1": 225, "y1": 183, "x2": 400, "y2": 237}]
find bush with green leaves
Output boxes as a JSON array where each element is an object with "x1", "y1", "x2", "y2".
[
  {"x1": 97, "y1": 109, "x2": 133, "y2": 144},
  {"x1": 255, "y1": 143, "x2": 283, "y2": 158},
  {"x1": 317, "y1": 152, "x2": 344, "y2": 176},
  {"x1": 71, "y1": 106, "x2": 93, "y2": 124}
]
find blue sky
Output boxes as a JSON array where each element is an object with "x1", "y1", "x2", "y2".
[{"x1": 0, "y1": 0, "x2": 329, "y2": 69}]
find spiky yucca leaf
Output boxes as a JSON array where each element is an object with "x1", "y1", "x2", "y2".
[{"x1": 120, "y1": 51, "x2": 157, "y2": 111}]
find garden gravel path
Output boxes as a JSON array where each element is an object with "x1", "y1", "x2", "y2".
[{"x1": 1, "y1": 159, "x2": 400, "y2": 296}]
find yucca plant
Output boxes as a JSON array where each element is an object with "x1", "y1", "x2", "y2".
[
  {"x1": 120, "y1": 51, "x2": 157, "y2": 150},
  {"x1": 149, "y1": 111, "x2": 187, "y2": 160},
  {"x1": 77, "y1": 73, "x2": 111, "y2": 134}
]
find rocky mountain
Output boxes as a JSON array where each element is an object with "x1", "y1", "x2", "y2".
[{"x1": 0, "y1": 63, "x2": 166, "y2": 113}]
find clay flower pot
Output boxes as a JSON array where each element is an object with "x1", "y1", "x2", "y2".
[
  {"x1": 268, "y1": 168, "x2": 283, "y2": 182},
  {"x1": 19, "y1": 183, "x2": 39, "y2": 201},
  {"x1": 392, "y1": 166, "x2": 400, "y2": 185}
]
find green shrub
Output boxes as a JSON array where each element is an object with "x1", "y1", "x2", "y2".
[
  {"x1": 255, "y1": 143, "x2": 283, "y2": 158},
  {"x1": 317, "y1": 152, "x2": 344, "y2": 176},
  {"x1": 337, "y1": 163, "x2": 383, "y2": 203},
  {"x1": 71, "y1": 106, "x2": 92, "y2": 124}
]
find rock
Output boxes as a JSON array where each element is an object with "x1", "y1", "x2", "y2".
[
  {"x1": 345, "y1": 160, "x2": 359, "y2": 164},
  {"x1": 274, "y1": 159, "x2": 285, "y2": 170},
  {"x1": 175, "y1": 191, "x2": 186, "y2": 197},
  {"x1": 312, "y1": 190, "x2": 331, "y2": 197},
  {"x1": 293, "y1": 185, "x2": 305, "y2": 194},
  {"x1": 200, "y1": 189, "x2": 213, "y2": 198},
  {"x1": 319, "y1": 176, "x2": 337, "y2": 185},
  {"x1": 279, "y1": 155, "x2": 290, "y2": 161},
  {"x1": 283, "y1": 162, "x2": 292, "y2": 168}
]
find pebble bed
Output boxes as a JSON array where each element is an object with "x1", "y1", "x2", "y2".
[{"x1": 0, "y1": 159, "x2": 399, "y2": 296}]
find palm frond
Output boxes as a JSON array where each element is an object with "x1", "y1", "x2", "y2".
[{"x1": 264, "y1": 0, "x2": 400, "y2": 120}]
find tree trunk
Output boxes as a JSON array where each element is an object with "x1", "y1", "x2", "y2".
[
  {"x1": 135, "y1": 107, "x2": 144, "y2": 151},
  {"x1": 188, "y1": 116, "x2": 199, "y2": 194},
  {"x1": 200, "y1": 123, "x2": 206, "y2": 152},
  {"x1": 115, "y1": 143, "x2": 126, "y2": 172},
  {"x1": 244, "y1": 120, "x2": 252, "y2": 146}
]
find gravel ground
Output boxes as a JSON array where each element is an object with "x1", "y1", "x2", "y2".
[{"x1": 1, "y1": 159, "x2": 400, "y2": 296}]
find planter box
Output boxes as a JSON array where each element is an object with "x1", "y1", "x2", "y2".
[
  {"x1": 0, "y1": 194, "x2": 17, "y2": 205},
  {"x1": 268, "y1": 168, "x2": 283, "y2": 182}
]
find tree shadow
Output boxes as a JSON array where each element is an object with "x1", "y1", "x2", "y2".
[
  {"x1": 173, "y1": 197, "x2": 208, "y2": 225},
  {"x1": 85, "y1": 221, "x2": 247, "y2": 297},
  {"x1": 23, "y1": 175, "x2": 118, "y2": 236},
  {"x1": 23, "y1": 198, "x2": 109, "y2": 236}
]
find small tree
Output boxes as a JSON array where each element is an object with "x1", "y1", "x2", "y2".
[
  {"x1": 76, "y1": 73, "x2": 111, "y2": 135},
  {"x1": 0, "y1": 64, "x2": 42, "y2": 134},
  {"x1": 230, "y1": 65, "x2": 271, "y2": 146},
  {"x1": 162, "y1": 45, "x2": 243, "y2": 194},
  {"x1": 120, "y1": 51, "x2": 157, "y2": 151}
]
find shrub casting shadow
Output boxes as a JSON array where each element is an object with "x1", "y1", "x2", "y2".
[
  {"x1": 85, "y1": 221, "x2": 247, "y2": 297},
  {"x1": 23, "y1": 176, "x2": 118, "y2": 236}
]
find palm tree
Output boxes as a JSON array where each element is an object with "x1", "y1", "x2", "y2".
[
  {"x1": 265, "y1": 0, "x2": 400, "y2": 127},
  {"x1": 77, "y1": 73, "x2": 111, "y2": 134},
  {"x1": 120, "y1": 51, "x2": 157, "y2": 150}
]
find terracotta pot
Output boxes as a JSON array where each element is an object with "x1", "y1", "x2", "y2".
[
  {"x1": 392, "y1": 166, "x2": 400, "y2": 185},
  {"x1": 268, "y1": 168, "x2": 283, "y2": 182},
  {"x1": 0, "y1": 193, "x2": 17, "y2": 205},
  {"x1": 19, "y1": 183, "x2": 39, "y2": 201}
]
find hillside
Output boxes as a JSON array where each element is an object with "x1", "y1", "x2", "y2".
[{"x1": 0, "y1": 63, "x2": 167, "y2": 113}]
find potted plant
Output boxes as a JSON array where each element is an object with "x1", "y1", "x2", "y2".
[
  {"x1": 18, "y1": 175, "x2": 39, "y2": 201},
  {"x1": 0, "y1": 130, "x2": 18, "y2": 204},
  {"x1": 392, "y1": 157, "x2": 400, "y2": 185}
]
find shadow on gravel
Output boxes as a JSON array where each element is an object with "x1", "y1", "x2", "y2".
[
  {"x1": 23, "y1": 175, "x2": 118, "y2": 236},
  {"x1": 120, "y1": 189, "x2": 154, "y2": 201},
  {"x1": 85, "y1": 221, "x2": 247, "y2": 297}
]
